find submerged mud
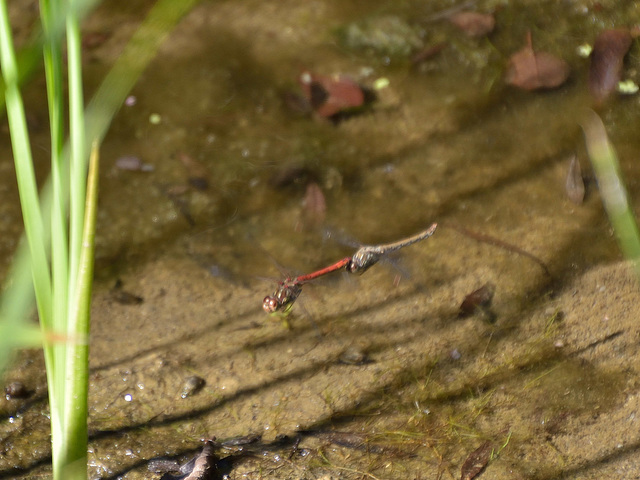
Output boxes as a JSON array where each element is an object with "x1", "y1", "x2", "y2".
[{"x1": 2, "y1": 1, "x2": 640, "y2": 479}]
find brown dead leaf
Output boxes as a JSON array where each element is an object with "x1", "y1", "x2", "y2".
[
  {"x1": 299, "y1": 70, "x2": 365, "y2": 118},
  {"x1": 449, "y1": 11, "x2": 495, "y2": 37},
  {"x1": 505, "y1": 32, "x2": 570, "y2": 91},
  {"x1": 459, "y1": 283, "x2": 495, "y2": 317},
  {"x1": 460, "y1": 441, "x2": 493, "y2": 480},
  {"x1": 589, "y1": 28, "x2": 633, "y2": 105}
]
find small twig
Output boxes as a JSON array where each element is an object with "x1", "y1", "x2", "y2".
[
  {"x1": 446, "y1": 223, "x2": 552, "y2": 277},
  {"x1": 568, "y1": 330, "x2": 624, "y2": 357}
]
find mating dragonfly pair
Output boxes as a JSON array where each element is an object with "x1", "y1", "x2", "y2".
[{"x1": 263, "y1": 223, "x2": 437, "y2": 315}]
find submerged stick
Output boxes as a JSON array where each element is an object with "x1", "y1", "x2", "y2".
[{"x1": 447, "y1": 223, "x2": 551, "y2": 277}]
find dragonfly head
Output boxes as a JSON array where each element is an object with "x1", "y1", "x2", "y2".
[
  {"x1": 263, "y1": 295, "x2": 280, "y2": 313},
  {"x1": 263, "y1": 283, "x2": 302, "y2": 314}
]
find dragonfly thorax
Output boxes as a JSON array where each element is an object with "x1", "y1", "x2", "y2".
[{"x1": 347, "y1": 248, "x2": 382, "y2": 275}]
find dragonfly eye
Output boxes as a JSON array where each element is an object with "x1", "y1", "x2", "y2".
[{"x1": 263, "y1": 296, "x2": 279, "y2": 313}]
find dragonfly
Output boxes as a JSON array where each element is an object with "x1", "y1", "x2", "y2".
[
  {"x1": 262, "y1": 256, "x2": 351, "y2": 314},
  {"x1": 347, "y1": 223, "x2": 437, "y2": 274},
  {"x1": 262, "y1": 223, "x2": 438, "y2": 314}
]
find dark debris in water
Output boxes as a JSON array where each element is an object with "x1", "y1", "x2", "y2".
[
  {"x1": 110, "y1": 279, "x2": 144, "y2": 305},
  {"x1": 460, "y1": 440, "x2": 493, "y2": 480},
  {"x1": 589, "y1": 28, "x2": 633, "y2": 106},
  {"x1": 459, "y1": 283, "x2": 495, "y2": 319},
  {"x1": 154, "y1": 439, "x2": 222, "y2": 480},
  {"x1": 178, "y1": 152, "x2": 210, "y2": 191}
]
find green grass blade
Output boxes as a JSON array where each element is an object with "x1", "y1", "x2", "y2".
[
  {"x1": 582, "y1": 110, "x2": 640, "y2": 272},
  {"x1": 41, "y1": 1, "x2": 69, "y2": 447},
  {"x1": 0, "y1": 0, "x2": 60, "y2": 464},
  {"x1": 0, "y1": 0, "x2": 53, "y2": 341},
  {"x1": 1, "y1": 2, "x2": 200, "y2": 478},
  {"x1": 0, "y1": 240, "x2": 43, "y2": 373},
  {"x1": 58, "y1": 141, "x2": 98, "y2": 480},
  {"x1": 67, "y1": 8, "x2": 86, "y2": 310},
  {"x1": 0, "y1": 0, "x2": 99, "y2": 114}
]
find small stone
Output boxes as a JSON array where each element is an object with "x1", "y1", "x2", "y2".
[
  {"x1": 181, "y1": 375, "x2": 206, "y2": 398},
  {"x1": 339, "y1": 346, "x2": 369, "y2": 365},
  {"x1": 4, "y1": 381, "x2": 29, "y2": 399}
]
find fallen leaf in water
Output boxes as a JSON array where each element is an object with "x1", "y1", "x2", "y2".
[
  {"x1": 460, "y1": 441, "x2": 493, "y2": 480},
  {"x1": 589, "y1": 28, "x2": 633, "y2": 105},
  {"x1": 449, "y1": 11, "x2": 495, "y2": 37},
  {"x1": 505, "y1": 32, "x2": 570, "y2": 91},
  {"x1": 459, "y1": 283, "x2": 495, "y2": 317},
  {"x1": 565, "y1": 154, "x2": 585, "y2": 204},
  {"x1": 299, "y1": 70, "x2": 366, "y2": 118}
]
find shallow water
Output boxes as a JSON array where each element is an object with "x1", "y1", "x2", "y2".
[{"x1": 2, "y1": 1, "x2": 640, "y2": 479}]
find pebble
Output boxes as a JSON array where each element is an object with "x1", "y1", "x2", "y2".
[
  {"x1": 4, "y1": 381, "x2": 29, "y2": 399},
  {"x1": 338, "y1": 347, "x2": 369, "y2": 365},
  {"x1": 181, "y1": 376, "x2": 205, "y2": 398}
]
